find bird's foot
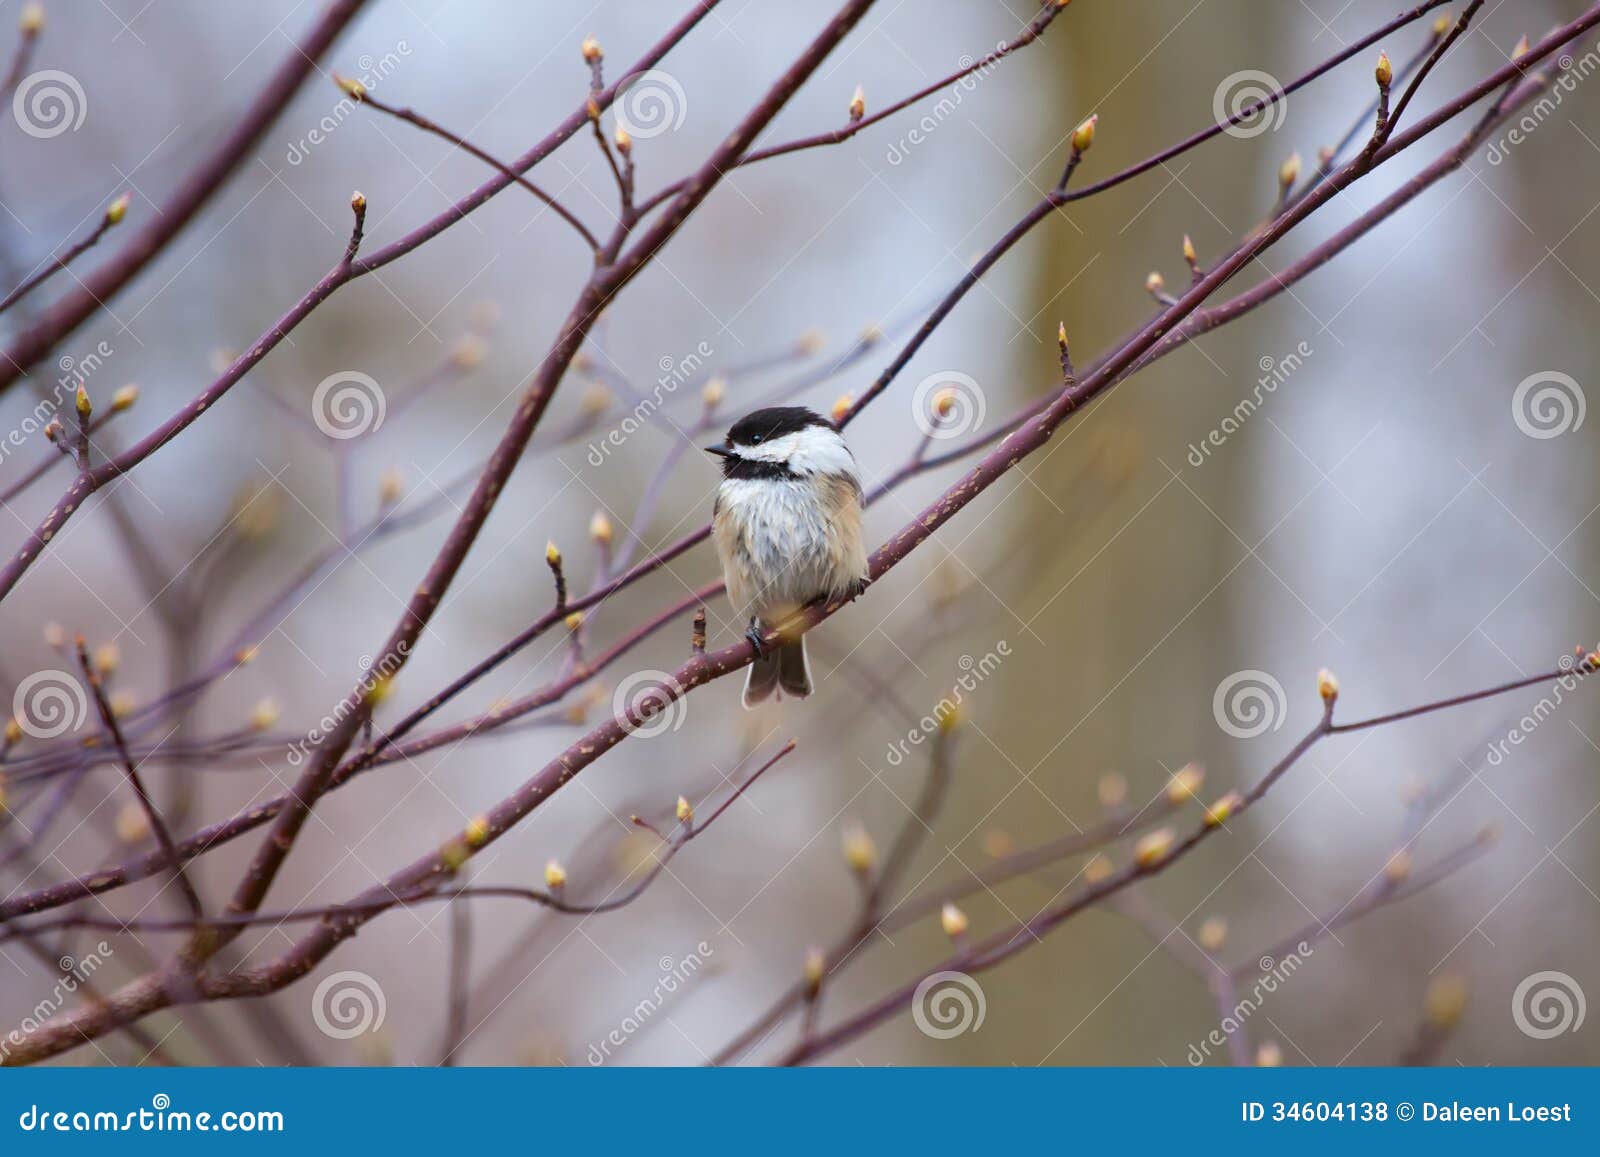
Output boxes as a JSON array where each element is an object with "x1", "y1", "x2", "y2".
[{"x1": 744, "y1": 623, "x2": 767, "y2": 658}]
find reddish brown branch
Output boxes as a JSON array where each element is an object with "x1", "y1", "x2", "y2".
[
  {"x1": 0, "y1": 0, "x2": 370, "y2": 401},
  {"x1": 0, "y1": 196, "x2": 128, "y2": 317},
  {"x1": 74, "y1": 637, "x2": 203, "y2": 921}
]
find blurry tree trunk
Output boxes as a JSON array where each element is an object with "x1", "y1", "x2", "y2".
[{"x1": 958, "y1": 2, "x2": 1282, "y2": 1064}]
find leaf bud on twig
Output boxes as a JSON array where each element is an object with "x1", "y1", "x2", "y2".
[
  {"x1": 1166, "y1": 762, "x2": 1205, "y2": 804},
  {"x1": 940, "y1": 901, "x2": 969, "y2": 940},
  {"x1": 841, "y1": 822, "x2": 877, "y2": 875},
  {"x1": 1134, "y1": 827, "x2": 1174, "y2": 868},
  {"x1": 1071, "y1": 113, "x2": 1097, "y2": 154}
]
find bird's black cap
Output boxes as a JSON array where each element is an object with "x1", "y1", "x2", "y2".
[{"x1": 724, "y1": 406, "x2": 833, "y2": 447}]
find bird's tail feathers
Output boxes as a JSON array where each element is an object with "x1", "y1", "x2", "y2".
[{"x1": 742, "y1": 638, "x2": 811, "y2": 707}]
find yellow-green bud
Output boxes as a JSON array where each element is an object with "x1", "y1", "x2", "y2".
[
  {"x1": 1134, "y1": 827, "x2": 1174, "y2": 868},
  {"x1": 1166, "y1": 762, "x2": 1205, "y2": 804},
  {"x1": 940, "y1": 902, "x2": 969, "y2": 939},
  {"x1": 841, "y1": 823, "x2": 877, "y2": 875},
  {"x1": 1071, "y1": 113, "x2": 1097, "y2": 153}
]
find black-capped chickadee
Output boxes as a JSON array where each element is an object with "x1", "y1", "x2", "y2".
[{"x1": 706, "y1": 406, "x2": 869, "y2": 707}]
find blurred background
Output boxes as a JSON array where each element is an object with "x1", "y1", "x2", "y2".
[{"x1": 0, "y1": 0, "x2": 1596, "y2": 1066}]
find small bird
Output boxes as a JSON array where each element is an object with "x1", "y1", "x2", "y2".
[{"x1": 706, "y1": 406, "x2": 869, "y2": 707}]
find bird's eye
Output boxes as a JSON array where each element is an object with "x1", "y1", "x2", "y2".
[{"x1": 749, "y1": 433, "x2": 763, "y2": 443}]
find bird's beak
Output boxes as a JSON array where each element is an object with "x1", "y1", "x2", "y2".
[{"x1": 703, "y1": 443, "x2": 732, "y2": 458}]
